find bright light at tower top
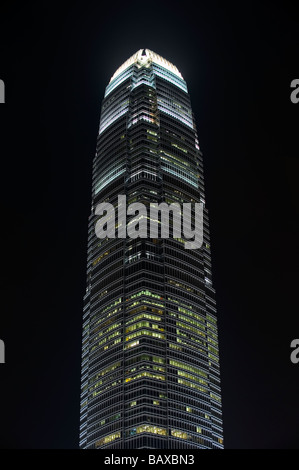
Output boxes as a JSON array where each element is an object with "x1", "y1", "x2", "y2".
[{"x1": 109, "y1": 49, "x2": 184, "y2": 84}]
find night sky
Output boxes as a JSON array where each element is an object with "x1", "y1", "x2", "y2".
[{"x1": 0, "y1": 0, "x2": 298, "y2": 449}]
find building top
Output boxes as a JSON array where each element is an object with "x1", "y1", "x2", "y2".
[{"x1": 109, "y1": 49, "x2": 184, "y2": 84}]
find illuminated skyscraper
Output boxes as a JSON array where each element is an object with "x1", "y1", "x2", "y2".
[{"x1": 80, "y1": 49, "x2": 223, "y2": 449}]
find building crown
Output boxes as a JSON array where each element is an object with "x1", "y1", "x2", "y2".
[{"x1": 109, "y1": 49, "x2": 183, "y2": 84}]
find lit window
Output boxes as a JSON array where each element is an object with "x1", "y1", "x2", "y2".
[
  {"x1": 171, "y1": 430, "x2": 188, "y2": 439},
  {"x1": 95, "y1": 431, "x2": 121, "y2": 447}
]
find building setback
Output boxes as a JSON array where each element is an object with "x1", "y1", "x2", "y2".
[{"x1": 80, "y1": 49, "x2": 224, "y2": 449}]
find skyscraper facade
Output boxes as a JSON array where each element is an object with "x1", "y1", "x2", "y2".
[{"x1": 80, "y1": 49, "x2": 223, "y2": 449}]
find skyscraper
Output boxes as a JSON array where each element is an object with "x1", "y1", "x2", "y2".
[{"x1": 80, "y1": 49, "x2": 223, "y2": 449}]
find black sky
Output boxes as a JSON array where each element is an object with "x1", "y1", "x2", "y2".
[{"x1": 0, "y1": 0, "x2": 298, "y2": 449}]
